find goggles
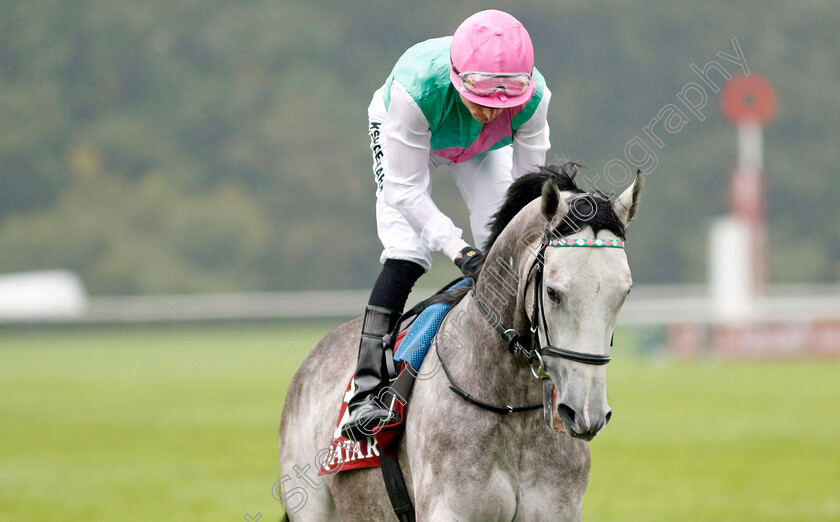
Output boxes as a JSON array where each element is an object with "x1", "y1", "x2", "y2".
[{"x1": 454, "y1": 67, "x2": 532, "y2": 98}]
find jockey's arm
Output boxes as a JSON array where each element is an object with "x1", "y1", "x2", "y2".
[
  {"x1": 511, "y1": 87, "x2": 552, "y2": 179},
  {"x1": 381, "y1": 82, "x2": 464, "y2": 253}
]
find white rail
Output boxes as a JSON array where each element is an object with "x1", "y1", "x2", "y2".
[{"x1": 2, "y1": 284, "x2": 839, "y2": 325}]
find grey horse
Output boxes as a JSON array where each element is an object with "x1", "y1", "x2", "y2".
[{"x1": 278, "y1": 164, "x2": 643, "y2": 521}]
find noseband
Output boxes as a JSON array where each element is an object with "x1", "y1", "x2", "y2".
[{"x1": 437, "y1": 235, "x2": 624, "y2": 414}]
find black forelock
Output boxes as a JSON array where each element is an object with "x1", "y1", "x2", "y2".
[{"x1": 481, "y1": 162, "x2": 626, "y2": 254}]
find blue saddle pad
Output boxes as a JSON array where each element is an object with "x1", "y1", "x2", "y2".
[{"x1": 393, "y1": 279, "x2": 469, "y2": 370}]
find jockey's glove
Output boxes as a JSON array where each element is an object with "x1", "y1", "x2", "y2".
[{"x1": 454, "y1": 245, "x2": 484, "y2": 280}]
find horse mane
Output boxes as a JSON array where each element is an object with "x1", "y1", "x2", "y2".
[
  {"x1": 431, "y1": 161, "x2": 626, "y2": 307},
  {"x1": 482, "y1": 161, "x2": 626, "y2": 254}
]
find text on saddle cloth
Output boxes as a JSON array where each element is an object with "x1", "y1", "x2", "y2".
[{"x1": 319, "y1": 374, "x2": 402, "y2": 475}]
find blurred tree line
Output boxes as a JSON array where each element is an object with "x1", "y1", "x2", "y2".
[{"x1": 0, "y1": 0, "x2": 838, "y2": 294}]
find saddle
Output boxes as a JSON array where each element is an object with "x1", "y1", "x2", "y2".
[{"x1": 319, "y1": 278, "x2": 470, "y2": 477}]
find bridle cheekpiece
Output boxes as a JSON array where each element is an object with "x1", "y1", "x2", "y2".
[{"x1": 442, "y1": 234, "x2": 624, "y2": 414}]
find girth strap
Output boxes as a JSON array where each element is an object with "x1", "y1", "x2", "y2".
[
  {"x1": 379, "y1": 449, "x2": 415, "y2": 522},
  {"x1": 377, "y1": 277, "x2": 467, "y2": 522}
]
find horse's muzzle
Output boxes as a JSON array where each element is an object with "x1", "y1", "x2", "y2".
[{"x1": 556, "y1": 402, "x2": 612, "y2": 441}]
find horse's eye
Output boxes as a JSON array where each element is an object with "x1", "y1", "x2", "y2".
[{"x1": 546, "y1": 287, "x2": 561, "y2": 304}]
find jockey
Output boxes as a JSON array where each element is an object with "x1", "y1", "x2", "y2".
[{"x1": 340, "y1": 10, "x2": 551, "y2": 441}]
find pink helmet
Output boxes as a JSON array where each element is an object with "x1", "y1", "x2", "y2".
[{"x1": 450, "y1": 10, "x2": 536, "y2": 109}]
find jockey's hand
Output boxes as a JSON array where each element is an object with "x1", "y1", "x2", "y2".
[{"x1": 454, "y1": 245, "x2": 484, "y2": 280}]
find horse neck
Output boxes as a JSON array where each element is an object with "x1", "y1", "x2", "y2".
[
  {"x1": 474, "y1": 206, "x2": 541, "y2": 336},
  {"x1": 473, "y1": 251, "x2": 529, "y2": 338},
  {"x1": 439, "y1": 210, "x2": 542, "y2": 403}
]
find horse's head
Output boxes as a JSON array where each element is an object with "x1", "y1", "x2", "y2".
[
  {"x1": 474, "y1": 163, "x2": 643, "y2": 441},
  {"x1": 531, "y1": 171, "x2": 643, "y2": 441}
]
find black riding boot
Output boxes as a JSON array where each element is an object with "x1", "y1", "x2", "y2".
[
  {"x1": 340, "y1": 259, "x2": 424, "y2": 441},
  {"x1": 340, "y1": 305, "x2": 401, "y2": 441}
]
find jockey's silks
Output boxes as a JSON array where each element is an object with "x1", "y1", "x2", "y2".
[{"x1": 382, "y1": 37, "x2": 547, "y2": 164}]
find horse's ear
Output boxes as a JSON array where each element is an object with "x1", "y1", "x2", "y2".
[
  {"x1": 541, "y1": 179, "x2": 568, "y2": 222},
  {"x1": 613, "y1": 170, "x2": 644, "y2": 225}
]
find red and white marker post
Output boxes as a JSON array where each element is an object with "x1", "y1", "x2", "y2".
[{"x1": 710, "y1": 74, "x2": 776, "y2": 320}]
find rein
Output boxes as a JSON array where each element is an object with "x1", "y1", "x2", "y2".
[{"x1": 438, "y1": 235, "x2": 623, "y2": 414}]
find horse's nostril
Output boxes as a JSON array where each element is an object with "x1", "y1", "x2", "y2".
[
  {"x1": 556, "y1": 403, "x2": 576, "y2": 426},
  {"x1": 604, "y1": 410, "x2": 613, "y2": 425}
]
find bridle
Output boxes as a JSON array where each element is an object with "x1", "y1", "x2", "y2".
[
  {"x1": 436, "y1": 234, "x2": 625, "y2": 414},
  {"x1": 499, "y1": 236, "x2": 622, "y2": 372}
]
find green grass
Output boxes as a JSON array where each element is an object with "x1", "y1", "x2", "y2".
[
  {"x1": 0, "y1": 324, "x2": 326, "y2": 522},
  {"x1": 1, "y1": 324, "x2": 839, "y2": 521},
  {"x1": 587, "y1": 357, "x2": 840, "y2": 521}
]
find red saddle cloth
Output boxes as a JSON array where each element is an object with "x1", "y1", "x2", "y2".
[{"x1": 318, "y1": 332, "x2": 408, "y2": 476}]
